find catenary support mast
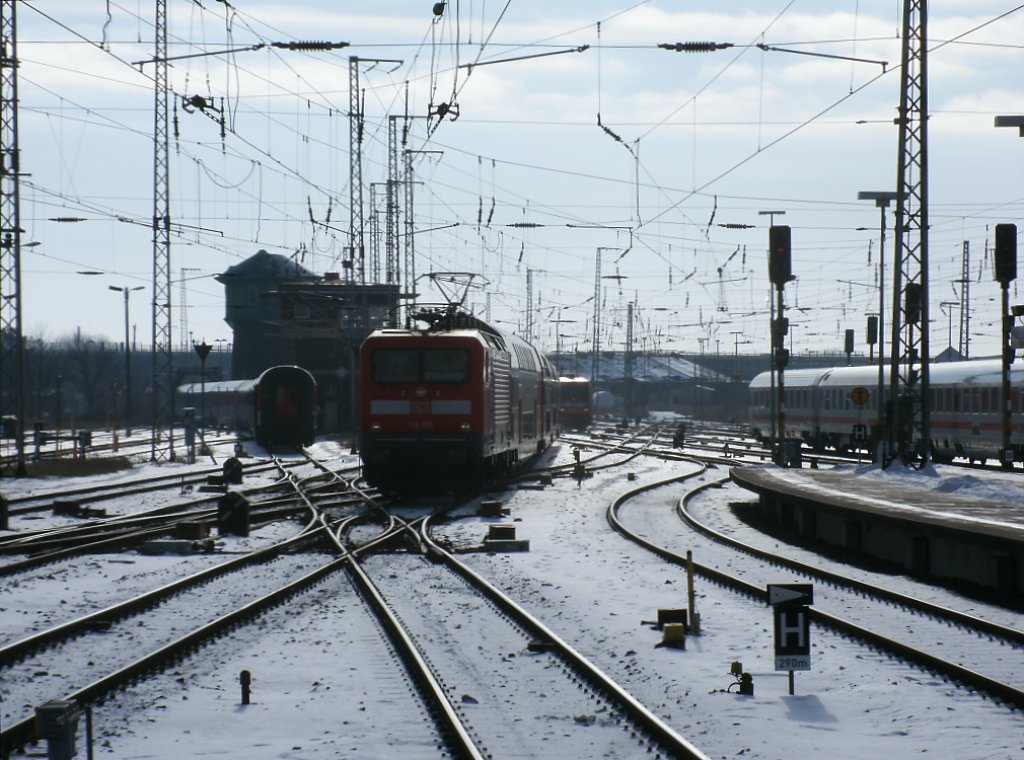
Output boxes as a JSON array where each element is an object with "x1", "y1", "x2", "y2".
[
  {"x1": 0, "y1": 0, "x2": 25, "y2": 474},
  {"x1": 889, "y1": 0, "x2": 931, "y2": 465},
  {"x1": 348, "y1": 57, "x2": 364, "y2": 284},
  {"x1": 151, "y1": 0, "x2": 174, "y2": 461}
]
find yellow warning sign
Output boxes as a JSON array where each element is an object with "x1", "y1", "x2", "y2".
[{"x1": 850, "y1": 386, "x2": 869, "y2": 405}]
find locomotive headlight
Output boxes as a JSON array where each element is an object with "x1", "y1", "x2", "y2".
[
  {"x1": 370, "y1": 422, "x2": 382, "y2": 431},
  {"x1": 460, "y1": 422, "x2": 471, "y2": 432}
]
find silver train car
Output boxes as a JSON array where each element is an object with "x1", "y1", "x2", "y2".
[{"x1": 749, "y1": 358, "x2": 1024, "y2": 463}]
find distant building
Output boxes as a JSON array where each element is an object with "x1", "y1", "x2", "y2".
[{"x1": 217, "y1": 250, "x2": 399, "y2": 434}]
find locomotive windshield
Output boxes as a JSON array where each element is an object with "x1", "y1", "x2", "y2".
[
  {"x1": 372, "y1": 348, "x2": 470, "y2": 384},
  {"x1": 423, "y1": 349, "x2": 470, "y2": 382},
  {"x1": 372, "y1": 349, "x2": 418, "y2": 383},
  {"x1": 562, "y1": 384, "x2": 590, "y2": 403}
]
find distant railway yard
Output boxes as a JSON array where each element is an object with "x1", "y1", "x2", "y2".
[
  {"x1": 1, "y1": 421, "x2": 1022, "y2": 759},
  {"x1": 3, "y1": 4, "x2": 1024, "y2": 757}
]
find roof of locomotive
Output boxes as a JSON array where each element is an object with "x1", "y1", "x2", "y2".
[{"x1": 363, "y1": 307, "x2": 556, "y2": 375}]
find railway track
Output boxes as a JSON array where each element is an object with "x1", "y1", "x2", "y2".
[
  {"x1": 608, "y1": 472, "x2": 1024, "y2": 710},
  {"x1": 330, "y1": 496, "x2": 710, "y2": 759},
  {"x1": 0, "y1": 454, "x2": 449, "y2": 758},
  {"x1": 0, "y1": 459, "x2": 342, "y2": 578},
  {"x1": 6, "y1": 426, "x2": 1021, "y2": 757}
]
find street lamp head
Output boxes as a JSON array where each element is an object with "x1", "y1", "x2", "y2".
[
  {"x1": 994, "y1": 115, "x2": 1024, "y2": 136},
  {"x1": 857, "y1": 190, "x2": 899, "y2": 208}
]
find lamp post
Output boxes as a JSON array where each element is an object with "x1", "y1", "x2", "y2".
[
  {"x1": 857, "y1": 191, "x2": 898, "y2": 464},
  {"x1": 109, "y1": 285, "x2": 144, "y2": 436},
  {"x1": 193, "y1": 340, "x2": 212, "y2": 453}
]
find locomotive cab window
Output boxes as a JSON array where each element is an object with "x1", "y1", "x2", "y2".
[
  {"x1": 372, "y1": 348, "x2": 470, "y2": 384},
  {"x1": 372, "y1": 349, "x2": 418, "y2": 384},
  {"x1": 423, "y1": 349, "x2": 470, "y2": 383}
]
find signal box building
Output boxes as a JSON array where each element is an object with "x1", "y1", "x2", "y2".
[{"x1": 217, "y1": 250, "x2": 400, "y2": 434}]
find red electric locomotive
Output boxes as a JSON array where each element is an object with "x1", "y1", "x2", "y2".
[
  {"x1": 558, "y1": 376, "x2": 593, "y2": 430},
  {"x1": 358, "y1": 307, "x2": 559, "y2": 493}
]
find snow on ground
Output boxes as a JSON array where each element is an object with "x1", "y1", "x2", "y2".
[
  {"x1": 4, "y1": 435, "x2": 1024, "y2": 758},
  {"x1": 772, "y1": 459, "x2": 1024, "y2": 509},
  {"x1": 759, "y1": 459, "x2": 1024, "y2": 532},
  {"x1": 435, "y1": 447, "x2": 1024, "y2": 759}
]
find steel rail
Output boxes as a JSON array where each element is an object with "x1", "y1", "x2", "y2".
[
  {"x1": 607, "y1": 475, "x2": 1024, "y2": 711},
  {"x1": 419, "y1": 510, "x2": 711, "y2": 760},
  {"x1": 0, "y1": 555, "x2": 350, "y2": 756},
  {"x1": 320, "y1": 505, "x2": 485, "y2": 759},
  {"x1": 0, "y1": 504, "x2": 323, "y2": 668},
  {"x1": 677, "y1": 475, "x2": 1024, "y2": 646}
]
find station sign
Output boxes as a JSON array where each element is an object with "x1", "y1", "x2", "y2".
[
  {"x1": 767, "y1": 583, "x2": 812, "y2": 672},
  {"x1": 850, "y1": 386, "x2": 870, "y2": 405},
  {"x1": 773, "y1": 606, "x2": 811, "y2": 671}
]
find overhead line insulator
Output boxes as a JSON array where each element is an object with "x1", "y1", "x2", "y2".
[
  {"x1": 658, "y1": 42, "x2": 734, "y2": 53},
  {"x1": 271, "y1": 41, "x2": 350, "y2": 51}
]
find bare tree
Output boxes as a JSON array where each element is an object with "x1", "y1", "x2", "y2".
[{"x1": 55, "y1": 329, "x2": 119, "y2": 423}]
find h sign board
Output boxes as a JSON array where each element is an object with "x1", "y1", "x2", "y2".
[
  {"x1": 774, "y1": 606, "x2": 811, "y2": 671},
  {"x1": 768, "y1": 583, "x2": 812, "y2": 671}
]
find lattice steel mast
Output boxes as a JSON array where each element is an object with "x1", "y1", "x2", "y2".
[
  {"x1": 0, "y1": 0, "x2": 25, "y2": 475},
  {"x1": 348, "y1": 57, "x2": 364, "y2": 283},
  {"x1": 151, "y1": 0, "x2": 174, "y2": 461},
  {"x1": 958, "y1": 241, "x2": 970, "y2": 358},
  {"x1": 403, "y1": 148, "x2": 415, "y2": 322},
  {"x1": 386, "y1": 114, "x2": 399, "y2": 326},
  {"x1": 888, "y1": 0, "x2": 930, "y2": 465}
]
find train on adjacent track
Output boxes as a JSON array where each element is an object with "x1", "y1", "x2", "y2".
[
  {"x1": 177, "y1": 365, "x2": 317, "y2": 448},
  {"x1": 358, "y1": 307, "x2": 560, "y2": 492},
  {"x1": 749, "y1": 358, "x2": 1024, "y2": 464},
  {"x1": 558, "y1": 376, "x2": 593, "y2": 430}
]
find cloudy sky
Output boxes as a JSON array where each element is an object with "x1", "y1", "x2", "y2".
[{"x1": 14, "y1": 1, "x2": 1024, "y2": 361}]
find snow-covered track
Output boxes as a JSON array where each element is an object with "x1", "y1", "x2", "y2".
[{"x1": 609, "y1": 474, "x2": 1024, "y2": 711}]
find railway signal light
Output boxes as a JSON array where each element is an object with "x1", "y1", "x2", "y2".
[
  {"x1": 904, "y1": 282, "x2": 923, "y2": 324},
  {"x1": 772, "y1": 316, "x2": 789, "y2": 343},
  {"x1": 866, "y1": 315, "x2": 878, "y2": 345},
  {"x1": 768, "y1": 225, "x2": 792, "y2": 286},
  {"x1": 995, "y1": 223, "x2": 1018, "y2": 285},
  {"x1": 844, "y1": 329, "x2": 855, "y2": 356}
]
